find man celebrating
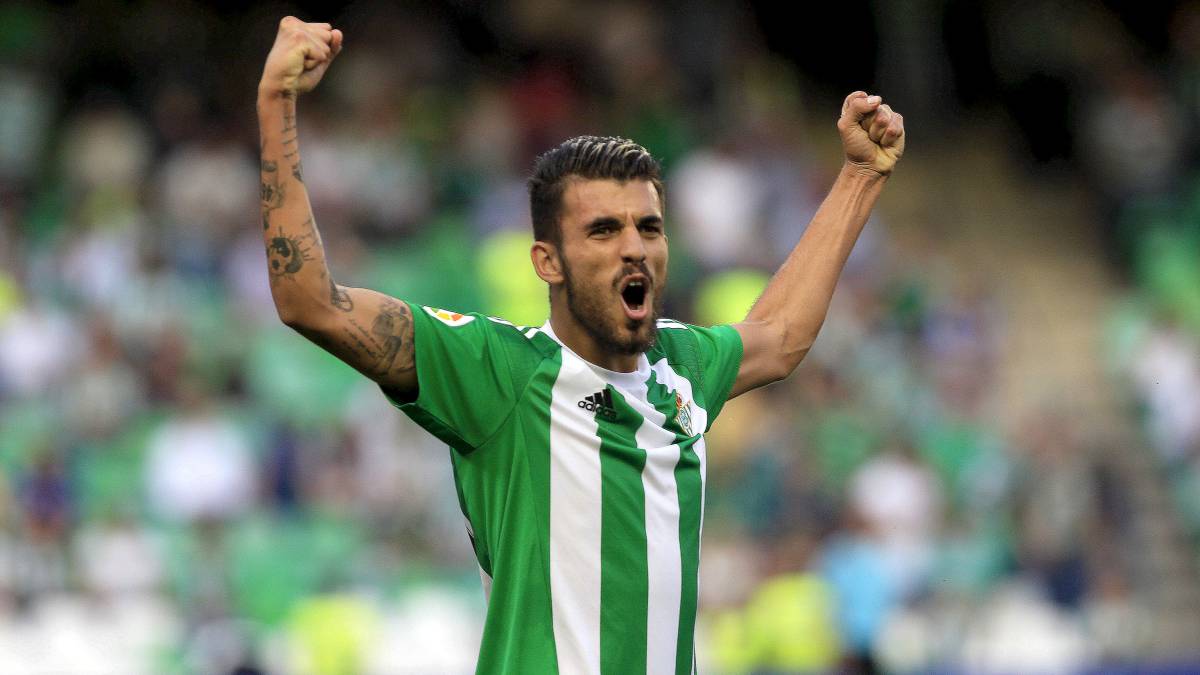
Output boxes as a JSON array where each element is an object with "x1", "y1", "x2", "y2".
[{"x1": 258, "y1": 17, "x2": 904, "y2": 675}]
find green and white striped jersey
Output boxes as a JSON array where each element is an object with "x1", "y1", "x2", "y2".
[{"x1": 383, "y1": 302, "x2": 743, "y2": 675}]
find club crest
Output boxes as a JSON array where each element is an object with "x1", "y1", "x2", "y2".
[{"x1": 675, "y1": 392, "x2": 695, "y2": 436}]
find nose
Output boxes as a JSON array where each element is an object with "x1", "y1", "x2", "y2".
[{"x1": 618, "y1": 221, "x2": 646, "y2": 263}]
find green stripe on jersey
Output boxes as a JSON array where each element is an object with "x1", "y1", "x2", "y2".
[
  {"x1": 597, "y1": 386, "x2": 649, "y2": 674},
  {"x1": 470, "y1": 341, "x2": 562, "y2": 674}
]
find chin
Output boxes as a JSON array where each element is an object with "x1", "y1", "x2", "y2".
[
  {"x1": 618, "y1": 319, "x2": 657, "y2": 354},
  {"x1": 562, "y1": 269, "x2": 661, "y2": 356}
]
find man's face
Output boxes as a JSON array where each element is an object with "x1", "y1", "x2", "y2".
[{"x1": 556, "y1": 178, "x2": 668, "y2": 356}]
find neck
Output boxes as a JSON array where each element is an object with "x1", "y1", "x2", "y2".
[{"x1": 548, "y1": 312, "x2": 641, "y2": 372}]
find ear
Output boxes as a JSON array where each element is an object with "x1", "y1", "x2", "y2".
[{"x1": 531, "y1": 240, "x2": 564, "y2": 285}]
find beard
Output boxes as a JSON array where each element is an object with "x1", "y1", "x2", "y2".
[{"x1": 562, "y1": 257, "x2": 662, "y2": 356}]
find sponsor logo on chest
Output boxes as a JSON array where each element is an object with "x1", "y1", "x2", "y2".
[{"x1": 578, "y1": 388, "x2": 617, "y2": 420}]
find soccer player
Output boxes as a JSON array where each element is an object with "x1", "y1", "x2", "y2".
[{"x1": 257, "y1": 17, "x2": 904, "y2": 675}]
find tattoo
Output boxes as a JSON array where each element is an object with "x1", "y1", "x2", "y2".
[
  {"x1": 292, "y1": 160, "x2": 303, "y2": 183},
  {"x1": 267, "y1": 236, "x2": 305, "y2": 275},
  {"x1": 342, "y1": 327, "x2": 378, "y2": 359},
  {"x1": 260, "y1": 178, "x2": 283, "y2": 208},
  {"x1": 301, "y1": 214, "x2": 322, "y2": 248},
  {"x1": 348, "y1": 318, "x2": 379, "y2": 347},
  {"x1": 281, "y1": 105, "x2": 298, "y2": 147},
  {"x1": 329, "y1": 279, "x2": 353, "y2": 312},
  {"x1": 303, "y1": 327, "x2": 367, "y2": 363},
  {"x1": 369, "y1": 299, "x2": 415, "y2": 374},
  {"x1": 266, "y1": 219, "x2": 317, "y2": 280},
  {"x1": 261, "y1": 158, "x2": 285, "y2": 218}
]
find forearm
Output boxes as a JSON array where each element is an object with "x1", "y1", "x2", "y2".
[
  {"x1": 257, "y1": 88, "x2": 336, "y2": 325},
  {"x1": 746, "y1": 163, "x2": 886, "y2": 363}
]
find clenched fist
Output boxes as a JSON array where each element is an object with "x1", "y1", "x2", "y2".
[
  {"x1": 259, "y1": 17, "x2": 343, "y2": 98},
  {"x1": 838, "y1": 92, "x2": 905, "y2": 176}
]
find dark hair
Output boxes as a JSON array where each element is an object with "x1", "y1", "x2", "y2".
[{"x1": 528, "y1": 136, "x2": 664, "y2": 246}]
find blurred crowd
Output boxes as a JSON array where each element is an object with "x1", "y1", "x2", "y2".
[{"x1": 0, "y1": 1, "x2": 1198, "y2": 673}]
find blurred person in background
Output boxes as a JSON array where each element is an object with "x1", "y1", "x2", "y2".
[{"x1": 255, "y1": 14, "x2": 903, "y2": 675}]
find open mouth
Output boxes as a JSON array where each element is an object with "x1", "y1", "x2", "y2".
[{"x1": 619, "y1": 276, "x2": 650, "y2": 321}]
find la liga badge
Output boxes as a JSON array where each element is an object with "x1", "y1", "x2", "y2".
[{"x1": 424, "y1": 306, "x2": 475, "y2": 326}]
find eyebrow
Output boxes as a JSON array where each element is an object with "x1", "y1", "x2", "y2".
[
  {"x1": 585, "y1": 215, "x2": 664, "y2": 231},
  {"x1": 586, "y1": 217, "x2": 622, "y2": 231}
]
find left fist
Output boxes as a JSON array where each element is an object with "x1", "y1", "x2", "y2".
[{"x1": 838, "y1": 91, "x2": 905, "y2": 176}]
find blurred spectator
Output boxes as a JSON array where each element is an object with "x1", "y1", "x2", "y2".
[
  {"x1": 1080, "y1": 65, "x2": 1187, "y2": 202},
  {"x1": 711, "y1": 532, "x2": 841, "y2": 674},
  {"x1": 1081, "y1": 564, "x2": 1152, "y2": 665},
  {"x1": 61, "y1": 313, "x2": 144, "y2": 440},
  {"x1": 0, "y1": 301, "x2": 80, "y2": 399},
  {"x1": 75, "y1": 510, "x2": 165, "y2": 602},
  {"x1": 960, "y1": 581, "x2": 1090, "y2": 674},
  {"x1": 11, "y1": 448, "x2": 74, "y2": 603},
  {"x1": 671, "y1": 143, "x2": 767, "y2": 269},
  {"x1": 1014, "y1": 413, "x2": 1098, "y2": 610},
  {"x1": 144, "y1": 382, "x2": 256, "y2": 524},
  {"x1": 821, "y1": 510, "x2": 896, "y2": 673},
  {"x1": 849, "y1": 442, "x2": 942, "y2": 599},
  {"x1": 157, "y1": 132, "x2": 258, "y2": 276},
  {"x1": 1130, "y1": 315, "x2": 1200, "y2": 463}
]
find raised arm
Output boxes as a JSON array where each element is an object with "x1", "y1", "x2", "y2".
[
  {"x1": 729, "y1": 92, "x2": 905, "y2": 397},
  {"x1": 258, "y1": 17, "x2": 417, "y2": 398}
]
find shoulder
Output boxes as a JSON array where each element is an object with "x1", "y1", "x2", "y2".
[
  {"x1": 408, "y1": 304, "x2": 556, "y2": 361},
  {"x1": 649, "y1": 318, "x2": 743, "y2": 379},
  {"x1": 647, "y1": 317, "x2": 699, "y2": 361}
]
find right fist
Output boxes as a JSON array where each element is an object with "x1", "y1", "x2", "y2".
[{"x1": 260, "y1": 17, "x2": 343, "y2": 97}]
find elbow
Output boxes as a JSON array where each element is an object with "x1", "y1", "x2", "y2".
[
  {"x1": 271, "y1": 287, "x2": 328, "y2": 330},
  {"x1": 272, "y1": 299, "x2": 301, "y2": 328},
  {"x1": 274, "y1": 301, "x2": 315, "y2": 331},
  {"x1": 768, "y1": 347, "x2": 809, "y2": 383},
  {"x1": 770, "y1": 324, "x2": 816, "y2": 381}
]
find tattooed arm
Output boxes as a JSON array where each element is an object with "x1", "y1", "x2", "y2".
[{"x1": 258, "y1": 17, "x2": 417, "y2": 395}]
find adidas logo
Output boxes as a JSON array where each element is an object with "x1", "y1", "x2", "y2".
[{"x1": 578, "y1": 389, "x2": 617, "y2": 419}]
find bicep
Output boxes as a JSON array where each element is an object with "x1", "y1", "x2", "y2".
[
  {"x1": 729, "y1": 319, "x2": 793, "y2": 399},
  {"x1": 289, "y1": 285, "x2": 418, "y2": 397}
]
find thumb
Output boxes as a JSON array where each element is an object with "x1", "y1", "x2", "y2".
[{"x1": 840, "y1": 91, "x2": 882, "y2": 125}]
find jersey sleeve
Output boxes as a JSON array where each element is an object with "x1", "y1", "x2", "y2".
[
  {"x1": 381, "y1": 303, "x2": 522, "y2": 451},
  {"x1": 688, "y1": 323, "x2": 744, "y2": 430}
]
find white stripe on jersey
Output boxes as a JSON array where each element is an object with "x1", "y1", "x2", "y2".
[
  {"x1": 549, "y1": 350, "x2": 605, "y2": 675},
  {"x1": 649, "y1": 357, "x2": 709, "y2": 635},
  {"x1": 636, "y1": 405, "x2": 683, "y2": 675}
]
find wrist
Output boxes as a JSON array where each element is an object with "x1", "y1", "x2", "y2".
[
  {"x1": 257, "y1": 81, "x2": 296, "y2": 105},
  {"x1": 841, "y1": 160, "x2": 890, "y2": 183}
]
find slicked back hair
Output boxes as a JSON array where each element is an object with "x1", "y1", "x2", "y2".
[{"x1": 528, "y1": 136, "x2": 664, "y2": 247}]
